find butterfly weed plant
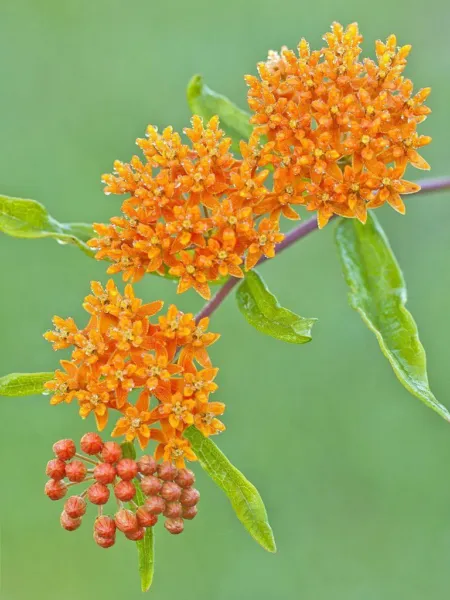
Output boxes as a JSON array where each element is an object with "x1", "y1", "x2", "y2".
[{"x1": 1, "y1": 22, "x2": 449, "y2": 592}]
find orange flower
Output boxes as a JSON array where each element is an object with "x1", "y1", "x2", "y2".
[
  {"x1": 245, "y1": 22, "x2": 430, "y2": 227},
  {"x1": 111, "y1": 391, "x2": 155, "y2": 449},
  {"x1": 44, "y1": 317, "x2": 78, "y2": 350},
  {"x1": 157, "y1": 392, "x2": 196, "y2": 430},
  {"x1": 155, "y1": 436, "x2": 198, "y2": 469},
  {"x1": 44, "y1": 282, "x2": 225, "y2": 465},
  {"x1": 246, "y1": 218, "x2": 284, "y2": 270},
  {"x1": 194, "y1": 401, "x2": 226, "y2": 437}
]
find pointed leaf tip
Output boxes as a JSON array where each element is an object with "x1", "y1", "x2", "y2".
[
  {"x1": 184, "y1": 426, "x2": 276, "y2": 553},
  {"x1": 0, "y1": 194, "x2": 95, "y2": 256},
  {"x1": 0, "y1": 372, "x2": 54, "y2": 397},
  {"x1": 236, "y1": 270, "x2": 317, "y2": 344},
  {"x1": 335, "y1": 213, "x2": 450, "y2": 422}
]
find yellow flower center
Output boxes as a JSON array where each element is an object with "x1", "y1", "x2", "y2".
[
  {"x1": 172, "y1": 403, "x2": 186, "y2": 417},
  {"x1": 186, "y1": 265, "x2": 196, "y2": 275},
  {"x1": 361, "y1": 135, "x2": 370, "y2": 145},
  {"x1": 350, "y1": 184, "x2": 360, "y2": 192},
  {"x1": 366, "y1": 105, "x2": 375, "y2": 116},
  {"x1": 217, "y1": 250, "x2": 228, "y2": 260},
  {"x1": 228, "y1": 216, "x2": 237, "y2": 225},
  {"x1": 321, "y1": 193, "x2": 330, "y2": 202},
  {"x1": 330, "y1": 105, "x2": 339, "y2": 115},
  {"x1": 182, "y1": 219, "x2": 192, "y2": 229},
  {"x1": 314, "y1": 148, "x2": 324, "y2": 158},
  {"x1": 259, "y1": 234, "x2": 268, "y2": 245},
  {"x1": 131, "y1": 418, "x2": 141, "y2": 429},
  {"x1": 150, "y1": 236, "x2": 159, "y2": 245},
  {"x1": 382, "y1": 177, "x2": 392, "y2": 186}
]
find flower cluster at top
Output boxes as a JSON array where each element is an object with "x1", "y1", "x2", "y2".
[
  {"x1": 246, "y1": 22, "x2": 431, "y2": 227},
  {"x1": 44, "y1": 280, "x2": 224, "y2": 467},
  {"x1": 89, "y1": 116, "x2": 284, "y2": 299},
  {"x1": 87, "y1": 22, "x2": 430, "y2": 300}
]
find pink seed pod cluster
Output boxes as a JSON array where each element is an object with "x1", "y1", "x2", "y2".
[{"x1": 44, "y1": 434, "x2": 200, "y2": 548}]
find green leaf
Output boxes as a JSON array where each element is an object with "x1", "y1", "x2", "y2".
[
  {"x1": 121, "y1": 441, "x2": 137, "y2": 460},
  {"x1": 0, "y1": 194, "x2": 95, "y2": 257},
  {"x1": 236, "y1": 270, "x2": 317, "y2": 344},
  {"x1": 187, "y1": 74, "x2": 252, "y2": 153},
  {"x1": 184, "y1": 426, "x2": 276, "y2": 553},
  {"x1": 0, "y1": 372, "x2": 53, "y2": 397},
  {"x1": 335, "y1": 212, "x2": 450, "y2": 422},
  {"x1": 133, "y1": 480, "x2": 155, "y2": 592}
]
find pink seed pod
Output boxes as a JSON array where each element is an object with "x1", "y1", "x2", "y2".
[
  {"x1": 180, "y1": 487, "x2": 200, "y2": 507},
  {"x1": 160, "y1": 481, "x2": 181, "y2": 502},
  {"x1": 94, "y1": 531, "x2": 115, "y2": 548},
  {"x1": 137, "y1": 455, "x2": 156, "y2": 476},
  {"x1": 60, "y1": 510, "x2": 82, "y2": 531},
  {"x1": 87, "y1": 482, "x2": 110, "y2": 505},
  {"x1": 53, "y1": 439, "x2": 76, "y2": 461},
  {"x1": 80, "y1": 432, "x2": 104, "y2": 455},
  {"x1": 163, "y1": 501, "x2": 183, "y2": 519},
  {"x1": 115, "y1": 509, "x2": 138, "y2": 534},
  {"x1": 114, "y1": 480, "x2": 136, "y2": 502},
  {"x1": 45, "y1": 479, "x2": 67, "y2": 501},
  {"x1": 64, "y1": 495, "x2": 87, "y2": 519},
  {"x1": 94, "y1": 462, "x2": 116, "y2": 485},
  {"x1": 140, "y1": 475, "x2": 162, "y2": 496},
  {"x1": 125, "y1": 527, "x2": 145, "y2": 541},
  {"x1": 136, "y1": 507, "x2": 158, "y2": 528},
  {"x1": 65, "y1": 460, "x2": 87, "y2": 483},
  {"x1": 94, "y1": 515, "x2": 116, "y2": 539},
  {"x1": 157, "y1": 462, "x2": 178, "y2": 481},
  {"x1": 101, "y1": 442, "x2": 122, "y2": 464},
  {"x1": 164, "y1": 517, "x2": 184, "y2": 535},
  {"x1": 144, "y1": 496, "x2": 166, "y2": 515},
  {"x1": 175, "y1": 468, "x2": 195, "y2": 488},
  {"x1": 46, "y1": 458, "x2": 66, "y2": 481},
  {"x1": 116, "y1": 458, "x2": 138, "y2": 481},
  {"x1": 182, "y1": 505, "x2": 198, "y2": 520}
]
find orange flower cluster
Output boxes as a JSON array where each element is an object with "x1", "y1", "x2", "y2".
[
  {"x1": 246, "y1": 22, "x2": 431, "y2": 227},
  {"x1": 88, "y1": 116, "x2": 283, "y2": 299},
  {"x1": 44, "y1": 280, "x2": 224, "y2": 467}
]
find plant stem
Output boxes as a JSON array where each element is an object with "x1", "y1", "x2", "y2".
[{"x1": 194, "y1": 175, "x2": 450, "y2": 323}]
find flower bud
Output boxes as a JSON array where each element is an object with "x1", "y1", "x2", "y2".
[
  {"x1": 182, "y1": 505, "x2": 198, "y2": 520},
  {"x1": 101, "y1": 442, "x2": 122, "y2": 464},
  {"x1": 163, "y1": 501, "x2": 183, "y2": 519},
  {"x1": 175, "y1": 468, "x2": 195, "y2": 488},
  {"x1": 60, "y1": 510, "x2": 82, "y2": 531},
  {"x1": 136, "y1": 507, "x2": 158, "y2": 528},
  {"x1": 137, "y1": 455, "x2": 156, "y2": 475},
  {"x1": 115, "y1": 508, "x2": 138, "y2": 533},
  {"x1": 94, "y1": 531, "x2": 115, "y2": 548},
  {"x1": 180, "y1": 487, "x2": 200, "y2": 507},
  {"x1": 45, "y1": 479, "x2": 67, "y2": 500},
  {"x1": 157, "y1": 462, "x2": 178, "y2": 481},
  {"x1": 161, "y1": 481, "x2": 181, "y2": 502},
  {"x1": 46, "y1": 458, "x2": 66, "y2": 480},
  {"x1": 53, "y1": 439, "x2": 76, "y2": 461},
  {"x1": 64, "y1": 495, "x2": 87, "y2": 518},
  {"x1": 65, "y1": 460, "x2": 87, "y2": 483},
  {"x1": 114, "y1": 480, "x2": 136, "y2": 502},
  {"x1": 144, "y1": 495, "x2": 166, "y2": 515},
  {"x1": 87, "y1": 482, "x2": 110, "y2": 505},
  {"x1": 116, "y1": 458, "x2": 138, "y2": 481},
  {"x1": 164, "y1": 517, "x2": 184, "y2": 535},
  {"x1": 125, "y1": 527, "x2": 145, "y2": 541},
  {"x1": 80, "y1": 432, "x2": 104, "y2": 455},
  {"x1": 141, "y1": 475, "x2": 162, "y2": 496},
  {"x1": 94, "y1": 462, "x2": 116, "y2": 484},
  {"x1": 94, "y1": 515, "x2": 116, "y2": 538}
]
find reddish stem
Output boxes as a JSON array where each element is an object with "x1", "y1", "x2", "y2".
[{"x1": 194, "y1": 175, "x2": 450, "y2": 323}]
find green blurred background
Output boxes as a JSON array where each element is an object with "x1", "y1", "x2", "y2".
[{"x1": 1, "y1": 0, "x2": 450, "y2": 598}]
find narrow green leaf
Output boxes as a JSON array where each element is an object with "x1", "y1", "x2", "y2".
[
  {"x1": 184, "y1": 426, "x2": 276, "y2": 553},
  {"x1": 0, "y1": 372, "x2": 53, "y2": 397},
  {"x1": 134, "y1": 480, "x2": 155, "y2": 592},
  {"x1": 335, "y1": 212, "x2": 450, "y2": 422},
  {"x1": 187, "y1": 74, "x2": 252, "y2": 153},
  {"x1": 236, "y1": 270, "x2": 317, "y2": 344},
  {"x1": 0, "y1": 194, "x2": 95, "y2": 256}
]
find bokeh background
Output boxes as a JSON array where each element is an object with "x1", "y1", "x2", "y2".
[{"x1": 1, "y1": 0, "x2": 450, "y2": 598}]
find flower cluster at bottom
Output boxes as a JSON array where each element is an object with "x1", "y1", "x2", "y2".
[
  {"x1": 45, "y1": 433, "x2": 200, "y2": 546},
  {"x1": 44, "y1": 279, "x2": 225, "y2": 466}
]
